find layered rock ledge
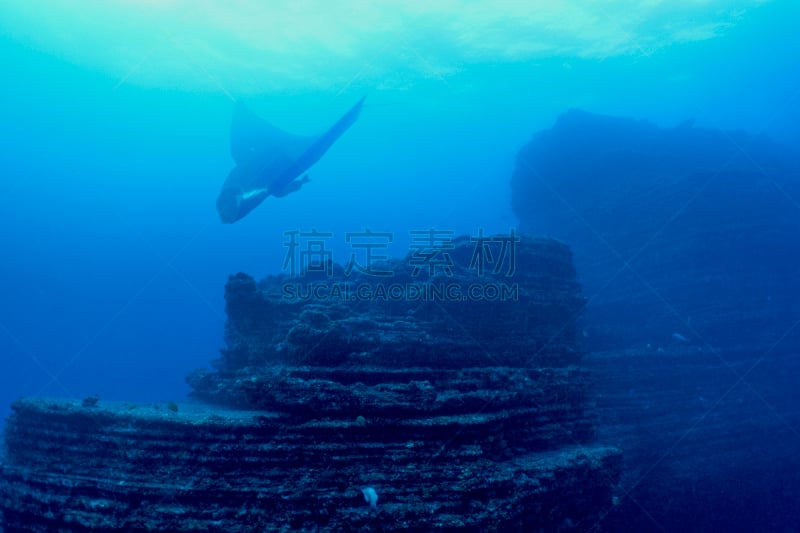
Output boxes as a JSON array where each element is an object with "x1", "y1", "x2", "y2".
[{"x1": 1, "y1": 235, "x2": 621, "y2": 531}]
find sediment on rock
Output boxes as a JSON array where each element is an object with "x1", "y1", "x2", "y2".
[{"x1": 1, "y1": 235, "x2": 621, "y2": 531}]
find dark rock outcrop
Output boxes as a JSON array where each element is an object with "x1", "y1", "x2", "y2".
[
  {"x1": 512, "y1": 109, "x2": 800, "y2": 351},
  {"x1": 210, "y1": 234, "x2": 585, "y2": 373},
  {"x1": 585, "y1": 347, "x2": 800, "y2": 533},
  {"x1": 512, "y1": 111, "x2": 800, "y2": 532},
  {"x1": 0, "y1": 235, "x2": 621, "y2": 531},
  {"x1": 0, "y1": 397, "x2": 620, "y2": 532}
]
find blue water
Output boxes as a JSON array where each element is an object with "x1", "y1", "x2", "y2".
[
  {"x1": 0, "y1": 0, "x2": 798, "y2": 494},
  {"x1": 0, "y1": 2, "x2": 795, "y2": 413}
]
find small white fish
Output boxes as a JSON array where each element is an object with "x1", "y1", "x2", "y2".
[
  {"x1": 672, "y1": 332, "x2": 690, "y2": 343},
  {"x1": 361, "y1": 487, "x2": 378, "y2": 509}
]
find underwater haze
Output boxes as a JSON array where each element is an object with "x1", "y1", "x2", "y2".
[{"x1": 0, "y1": 1, "x2": 799, "y2": 529}]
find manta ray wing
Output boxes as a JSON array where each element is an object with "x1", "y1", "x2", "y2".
[
  {"x1": 229, "y1": 102, "x2": 313, "y2": 167},
  {"x1": 272, "y1": 96, "x2": 365, "y2": 195},
  {"x1": 216, "y1": 97, "x2": 365, "y2": 224}
]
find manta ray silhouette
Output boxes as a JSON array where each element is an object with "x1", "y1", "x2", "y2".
[{"x1": 216, "y1": 96, "x2": 365, "y2": 223}]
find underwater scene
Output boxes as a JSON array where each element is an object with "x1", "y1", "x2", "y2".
[{"x1": 1, "y1": 1, "x2": 799, "y2": 531}]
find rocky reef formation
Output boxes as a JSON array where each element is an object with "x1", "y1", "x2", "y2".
[
  {"x1": 0, "y1": 236, "x2": 621, "y2": 531},
  {"x1": 512, "y1": 109, "x2": 800, "y2": 350},
  {"x1": 0, "y1": 397, "x2": 621, "y2": 532},
  {"x1": 586, "y1": 347, "x2": 800, "y2": 532},
  {"x1": 511, "y1": 111, "x2": 800, "y2": 532}
]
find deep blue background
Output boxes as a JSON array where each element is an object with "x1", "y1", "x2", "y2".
[{"x1": 0, "y1": 2, "x2": 798, "y2": 421}]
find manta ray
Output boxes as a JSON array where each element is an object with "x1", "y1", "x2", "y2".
[{"x1": 216, "y1": 96, "x2": 365, "y2": 223}]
